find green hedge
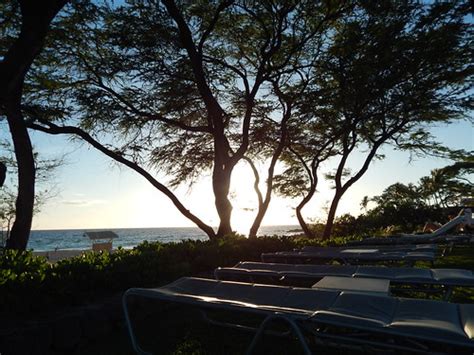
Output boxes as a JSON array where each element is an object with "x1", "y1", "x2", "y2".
[{"x1": 0, "y1": 235, "x2": 353, "y2": 317}]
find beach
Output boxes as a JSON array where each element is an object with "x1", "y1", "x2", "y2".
[
  {"x1": 27, "y1": 225, "x2": 301, "y2": 253},
  {"x1": 33, "y1": 249, "x2": 92, "y2": 262}
]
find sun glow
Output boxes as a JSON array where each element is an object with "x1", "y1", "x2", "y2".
[{"x1": 229, "y1": 162, "x2": 297, "y2": 235}]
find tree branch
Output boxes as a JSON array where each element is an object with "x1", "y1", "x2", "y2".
[
  {"x1": 197, "y1": 0, "x2": 234, "y2": 54},
  {"x1": 27, "y1": 119, "x2": 217, "y2": 239}
]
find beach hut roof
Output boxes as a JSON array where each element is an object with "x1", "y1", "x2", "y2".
[{"x1": 84, "y1": 231, "x2": 118, "y2": 240}]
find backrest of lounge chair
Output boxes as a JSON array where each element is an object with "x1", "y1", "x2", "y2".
[
  {"x1": 235, "y1": 262, "x2": 357, "y2": 276},
  {"x1": 145, "y1": 277, "x2": 341, "y2": 315},
  {"x1": 390, "y1": 298, "x2": 474, "y2": 344},
  {"x1": 301, "y1": 244, "x2": 438, "y2": 253},
  {"x1": 431, "y1": 269, "x2": 474, "y2": 284},
  {"x1": 354, "y1": 266, "x2": 433, "y2": 281},
  {"x1": 460, "y1": 304, "x2": 474, "y2": 338},
  {"x1": 217, "y1": 263, "x2": 474, "y2": 288},
  {"x1": 261, "y1": 250, "x2": 435, "y2": 264},
  {"x1": 351, "y1": 233, "x2": 472, "y2": 246},
  {"x1": 322, "y1": 291, "x2": 397, "y2": 326},
  {"x1": 314, "y1": 295, "x2": 474, "y2": 347}
]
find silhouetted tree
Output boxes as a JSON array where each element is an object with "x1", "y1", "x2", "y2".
[
  {"x1": 419, "y1": 159, "x2": 474, "y2": 208},
  {"x1": 0, "y1": 162, "x2": 6, "y2": 187},
  {"x1": 273, "y1": 1, "x2": 473, "y2": 239},
  {"x1": 0, "y1": 0, "x2": 68, "y2": 250},
  {"x1": 0, "y1": 140, "x2": 62, "y2": 245},
  {"x1": 360, "y1": 156, "x2": 473, "y2": 232},
  {"x1": 25, "y1": 0, "x2": 348, "y2": 239}
]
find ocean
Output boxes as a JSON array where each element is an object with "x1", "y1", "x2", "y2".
[{"x1": 23, "y1": 225, "x2": 302, "y2": 251}]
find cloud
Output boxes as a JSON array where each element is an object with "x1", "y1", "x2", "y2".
[
  {"x1": 62, "y1": 199, "x2": 108, "y2": 207},
  {"x1": 241, "y1": 207, "x2": 256, "y2": 212}
]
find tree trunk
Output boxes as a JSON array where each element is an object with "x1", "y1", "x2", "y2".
[
  {"x1": 249, "y1": 206, "x2": 265, "y2": 239},
  {"x1": 0, "y1": 162, "x2": 6, "y2": 187},
  {"x1": 248, "y1": 106, "x2": 290, "y2": 238},
  {"x1": 213, "y1": 166, "x2": 233, "y2": 237},
  {"x1": 323, "y1": 189, "x2": 343, "y2": 240},
  {"x1": 244, "y1": 158, "x2": 263, "y2": 239},
  {"x1": 296, "y1": 185, "x2": 316, "y2": 238},
  {"x1": 323, "y1": 140, "x2": 383, "y2": 240},
  {"x1": 4, "y1": 102, "x2": 35, "y2": 250},
  {"x1": 0, "y1": 1, "x2": 68, "y2": 250}
]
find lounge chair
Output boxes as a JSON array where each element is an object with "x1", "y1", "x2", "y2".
[
  {"x1": 215, "y1": 262, "x2": 474, "y2": 300},
  {"x1": 261, "y1": 248, "x2": 436, "y2": 266},
  {"x1": 350, "y1": 208, "x2": 473, "y2": 247},
  {"x1": 402, "y1": 208, "x2": 473, "y2": 239},
  {"x1": 123, "y1": 277, "x2": 474, "y2": 354},
  {"x1": 350, "y1": 233, "x2": 472, "y2": 247},
  {"x1": 301, "y1": 244, "x2": 439, "y2": 254}
]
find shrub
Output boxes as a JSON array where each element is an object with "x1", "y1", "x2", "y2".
[{"x1": 0, "y1": 234, "x2": 359, "y2": 317}]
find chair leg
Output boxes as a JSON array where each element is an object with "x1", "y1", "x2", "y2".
[
  {"x1": 122, "y1": 291, "x2": 153, "y2": 355},
  {"x1": 246, "y1": 313, "x2": 312, "y2": 355},
  {"x1": 443, "y1": 286, "x2": 453, "y2": 301}
]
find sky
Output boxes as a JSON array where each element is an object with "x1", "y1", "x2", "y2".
[{"x1": 1, "y1": 117, "x2": 469, "y2": 234}]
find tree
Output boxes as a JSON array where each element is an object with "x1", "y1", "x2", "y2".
[
  {"x1": 0, "y1": 161, "x2": 6, "y2": 187},
  {"x1": 0, "y1": 0, "x2": 68, "y2": 250},
  {"x1": 0, "y1": 140, "x2": 62, "y2": 246},
  {"x1": 24, "y1": 0, "x2": 347, "y2": 239},
  {"x1": 419, "y1": 159, "x2": 474, "y2": 208},
  {"x1": 361, "y1": 157, "x2": 473, "y2": 233},
  {"x1": 275, "y1": 1, "x2": 473, "y2": 239},
  {"x1": 271, "y1": 119, "x2": 338, "y2": 238}
]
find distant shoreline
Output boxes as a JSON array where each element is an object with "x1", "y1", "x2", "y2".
[
  {"x1": 27, "y1": 225, "x2": 302, "y2": 254},
  {"x1": 30, "y1": 226, "x2": 211, "y2": 232},
  {"x1": 30, "y1": 224, "x2": 299, "y2": 232}
]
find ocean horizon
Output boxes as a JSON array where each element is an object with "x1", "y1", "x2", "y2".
[{"x1": 19, "y1": 225, "x2": 302, "y2": 251}]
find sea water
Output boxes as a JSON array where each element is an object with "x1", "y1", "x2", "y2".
[{"x1": 23, "y1": 225, "x2": 301, "y2": 251}]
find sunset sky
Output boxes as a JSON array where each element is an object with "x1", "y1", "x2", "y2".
[{"x1": 1, "y1": 117, "x2": 466, "y2": 234}]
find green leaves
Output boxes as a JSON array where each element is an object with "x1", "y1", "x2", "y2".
[
  {"x1": 0, "y1": 249, "x2": 49, "y2": 286},
  {"x1": 0, "y1": 234, "x2": 344, "y2": 316}
]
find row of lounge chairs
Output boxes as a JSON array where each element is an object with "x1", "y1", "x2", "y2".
[
  {"x1": 261, "y1": 246, "x2": 437, "y2": 266},
  {"x1": 123, "y1": 235, "x2": 474, "y2": 354},
  {"x1": 215, "y1": 262, "x2": 474, "y2": 300}
]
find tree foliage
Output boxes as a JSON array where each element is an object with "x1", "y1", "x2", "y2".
[
  {"x1": 24, "y1": 0, "x2": 349, "y2": 238},
  {"x1": 0, "y1": 0, "x2": 68, "y2": 250},
  {"x1": 2, "y1": 0, "x2": 471, "y2": 242},
  {"x1": 0, "y1": 141, "x2": 63, "y2": 245},
  {"x1": 273, "y1": 1, "x2": 473, "y2": 239},
  {"x1": 359, "y1": 157, "x2": 473, "y2": 233}
]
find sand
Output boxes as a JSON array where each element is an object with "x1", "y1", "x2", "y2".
[{"x1": 33, "y1": 249, "x2": 98, "y2": 262}]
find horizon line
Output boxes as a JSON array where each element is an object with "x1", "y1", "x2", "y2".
[{"x1": 30, "y1": 224, "x2": 302, "y2": 232}]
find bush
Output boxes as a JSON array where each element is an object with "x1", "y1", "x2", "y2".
[{"x1": 2, "y1": 235, "x2": 358, "y2": 317}]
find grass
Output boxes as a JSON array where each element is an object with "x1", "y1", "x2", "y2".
[{"x1": 77, "y1": 244, "x2": 474, "y2": 354}]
